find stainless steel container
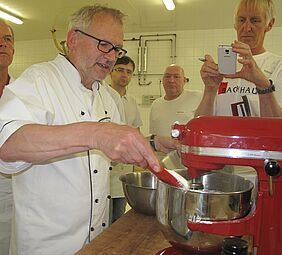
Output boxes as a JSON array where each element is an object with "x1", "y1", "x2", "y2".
[
  {"x1": 120, "y1": 171, "x2": 157, "y2": 215},
  {"x1": 156, "y1": 170, "x2": 253, "y2": 253}
]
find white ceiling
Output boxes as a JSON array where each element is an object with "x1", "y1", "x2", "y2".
[{"x1": 1, "y1": 0, "x2": 282, "y2": 41}]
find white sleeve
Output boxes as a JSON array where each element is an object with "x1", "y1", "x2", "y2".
[{"x1": 0, "y1": 159, "x2": 32, "y2": 174}]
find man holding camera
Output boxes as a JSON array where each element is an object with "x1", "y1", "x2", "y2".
[{"x1": 195, "y1": 0, "x2": 282, "y2": 118}]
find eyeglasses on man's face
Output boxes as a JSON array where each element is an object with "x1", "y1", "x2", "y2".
[
  {"x1": 113, "y1": 67, "x2": 133, "y2": 75},
  {"x1": 75, "y1": 29, "x2": 127, "y2": 58}
]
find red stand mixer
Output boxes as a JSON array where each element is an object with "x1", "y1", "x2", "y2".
[{"x1": 163, "y1": 116, "x2": 282, "y2": 255}]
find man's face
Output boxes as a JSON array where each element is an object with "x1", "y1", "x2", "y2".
[
  {"x1": 162, "y1": 65, "x2": 185, "y2": 100},
  {"x1": 111, "y1": 63, "x2": 134, "y2": 88},
  {"x1": 235, "y1": 6, "x2": 272, "y2": 54},
  {"x1": 69, "y1": 12, "x2": 124, "y2": 88},
  {"x1": 0, "y1": 22, "x2": 14, "y2": 69}
]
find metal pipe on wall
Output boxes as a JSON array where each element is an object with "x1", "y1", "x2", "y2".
[
  {"x1": 123, "y1": 34, "x2": 177, "y2": 86},
  {"x1": 143, "y1": 46, "x2": 148, "y2": 73},
  {"x1": 138, "y1": 46, "x2": 142, "y2": 73},
  {"x1": 144, "y1": 38, "x2": 174, "y2": 73},
  {"x1": 138, "y1": 33, "x2": 177, "y2": 75}
]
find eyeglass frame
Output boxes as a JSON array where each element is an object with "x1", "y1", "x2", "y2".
[
  {"x1": 74, "y1": 29, "x2": 127, "y2": 58},
  {"x1": 113, "y1": 67, "x2": 133, "y2": 75}
]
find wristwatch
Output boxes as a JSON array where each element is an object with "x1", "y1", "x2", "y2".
[
  {"x1": 256, "y1": 79, "x2": 275, "y2": 94},
  {"x1": 149, "y1": 134, "x2": 157, "y2": 151}
]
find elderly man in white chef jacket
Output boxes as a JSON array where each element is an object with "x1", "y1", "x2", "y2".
[
  {"x1": 0, "y1": 18, "x2": 15, "y2": 255},
  {"x1": 0, "y1": 5, "x2": 177, "y2": 255}
]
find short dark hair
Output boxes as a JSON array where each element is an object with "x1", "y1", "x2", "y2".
[{"x1": 114, "y1": 56, "x2": 135, "y2": 71}]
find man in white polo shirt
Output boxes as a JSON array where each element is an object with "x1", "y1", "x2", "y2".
[{"x1": 109, "y1": 56, "x2": 143, "y2": 222}]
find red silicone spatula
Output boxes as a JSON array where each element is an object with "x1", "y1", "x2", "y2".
[{"x1": 150, "y1": 165, "x2": 189, "y2": 189}]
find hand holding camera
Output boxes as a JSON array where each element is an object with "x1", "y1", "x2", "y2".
[{"x1": 218, "y1": 45, "x2": 237, "y2": 74}]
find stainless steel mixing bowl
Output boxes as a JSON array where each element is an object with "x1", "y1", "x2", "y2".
[
  {"x1": 119, "y1": 171, "x2": 157, "y2": 215},
  {"x1": 156, "y1": 170, "x2": 254, "y2": 253}
]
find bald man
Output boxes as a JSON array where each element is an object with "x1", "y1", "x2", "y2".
[{"x1": 149, "y1": 64, "x2": 202, "y2": 137}]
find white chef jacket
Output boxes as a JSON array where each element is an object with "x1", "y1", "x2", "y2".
[
  {"x1": 104, "y1": 83, "x2": 126, "y2": 123},
  {"x1": 0, "y1": 54, "x2": 121, "y2": 255},
  {"x1": 0, "y1": 75, "x2": 14, "y2": 255}
]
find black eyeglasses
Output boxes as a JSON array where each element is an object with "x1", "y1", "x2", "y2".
[{"x1": 75, "y1": 29, "x2": 127, "y2": 58}]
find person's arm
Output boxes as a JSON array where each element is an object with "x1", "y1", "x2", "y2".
[
  {"x1": 0, "y1": 122, "x2": 161, "y2": 172},
  {"x1": 258, "y1": 90, "x2": 282, "y2": 117},
  {"x1": 154, "y1": 135, "x2": 180, "y2": 154},
  {"x1": 226, "y1": 41, "x2": 282, "y2": 117},
  {"x1": 194, "y1": 54, "x2": 223, "y2": 117},
  {"x1": 194, "y1": 86, "x2": 217, "y2": 117}
]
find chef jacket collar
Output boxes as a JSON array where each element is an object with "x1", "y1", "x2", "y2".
[{"x1": 60, "y1": 54, "x2": 101, "y2": 92}]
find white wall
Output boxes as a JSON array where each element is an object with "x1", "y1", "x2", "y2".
[{"x1": 10, "y1": 27, "x2": 282, "y2": 135}]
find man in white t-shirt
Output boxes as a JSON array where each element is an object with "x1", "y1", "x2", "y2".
[
  {"x1": 150, "y1": 64, "x2": 202, "y2": 137},
  {"x1": 195, "y1": 0, "x2": 282, "y2": 118},
  {"x1": 194, "y1": 0, "x2": 282, "y2": 192},
  {"x1": 0, "y1": 18, "x2": 15, "y2": 255}
]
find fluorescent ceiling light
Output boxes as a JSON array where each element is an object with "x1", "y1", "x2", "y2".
[
  {"x1": 162, "y1": 0, "x2": 175, "y2": 11},
  {"x1": 0, "y1": 10, "x2": 23, "y2": 25}
]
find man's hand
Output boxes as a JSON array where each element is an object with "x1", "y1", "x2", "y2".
[
  {"x1": 200, "y1": 54, "x2": 224, "y2": 91},
  {"x1": 154, "y1": 136, "x2": 180, "y2": 154},
  {"x1": 93, "y1": 123, "x2": 161, "y2": 173},
  {"x1": 225, "y1": 40, "x2": 270, "y2": 89}
]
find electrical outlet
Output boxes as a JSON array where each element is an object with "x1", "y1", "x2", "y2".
[{"x1": 142, "y1": 95, "x2": 160, "y2": 105}]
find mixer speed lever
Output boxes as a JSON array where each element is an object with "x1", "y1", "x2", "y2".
[{"x1": 264, "y1": 159, "x2": 280, "y2": 196}]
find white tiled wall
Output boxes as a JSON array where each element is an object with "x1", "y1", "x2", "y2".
[{"x1": 10, "y1": 27, "x2": 282, "y2": 135}]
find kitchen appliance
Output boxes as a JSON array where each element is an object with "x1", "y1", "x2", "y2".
[{"x1": 157, "y1": 116, "x2": 282, "y2": 255}]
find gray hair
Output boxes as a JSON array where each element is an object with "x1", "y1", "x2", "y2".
[
  {"x1": 0, "y1": 18, "x2": 14, "y2": 39},
  {"x1": 234, "y1": 0, "x2": 275, "y2": 24},
  {"x1": 68, "y1": 4, "x2": 125, "y2": 32}
]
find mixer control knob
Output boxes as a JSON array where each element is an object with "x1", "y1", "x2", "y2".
[
  {"x1": 264, "y1": 159, "x2": 281, "y2": 177},
  {"x1": 171, "y1": 128, "x2": 180, "y2": 138}
]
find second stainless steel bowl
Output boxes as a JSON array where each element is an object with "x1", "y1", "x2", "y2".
[{"x1": 119, "y1": 171, "x2": 157, "y2": 215}]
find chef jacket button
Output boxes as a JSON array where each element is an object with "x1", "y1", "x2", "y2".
[
  {"x1": 80, "y1": 111, "x2": 85, "y2": 116},
  {"x1": 107, "y1": 195, "x2": 111, "y2": 199},
  {"x1": 93, "y1": 169, "x2": 98, "y2": 174},
  {"x1": 105, "y1": 110, "x2": 107, "y2": 114},
  {"x1": 95, "y1": 199, "x2": 99, "y2": 203},
  {"x1": 90, "y1": 227, "x2": 94, "y2": 231},
  {"x1": 109, "y1": 166, "x2": 112, "y2": 171},
  {"x1": 102, "y1": 223, "x2": 106, "y2": 227}
]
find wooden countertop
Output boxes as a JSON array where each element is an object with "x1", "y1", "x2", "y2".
[{"x1": 76, "y1": 210, "x2": 170, "y2": 255}]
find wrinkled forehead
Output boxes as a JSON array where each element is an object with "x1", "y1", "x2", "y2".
[
  {"x1": 236, "y1": 2, "x2": 267, "y2": 20},
  {"x1": 164, "y1": 66, "x2": 184, "y2": 76},
  {"x1": 0, "y1": 21, "x2": 13, "y2": 36},
  {"x1": 90, "y1": 13, "x2": 124, "y2": 45}
]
